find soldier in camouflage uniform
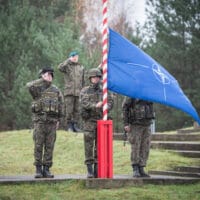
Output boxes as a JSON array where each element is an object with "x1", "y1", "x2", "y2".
[
  {"x1": 80, "y1": 68, "x2": 114, "y2": 178},
  {"x1": 27, "y1": 67, "x2": 64, "y2": 178},
  {"x1": 58, "y1": 51, "x2": 84, "y2": 132},
  {"x1": 122, "y1": 97, "x2": 154, "y2": 177}
]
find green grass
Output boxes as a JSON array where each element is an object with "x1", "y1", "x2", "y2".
[
  {"x1": 0, "y1": 130, "x2": 200, "y2": 200},
  {"x1": 0, "y1": 182, "x2": 200, "y2": 200}
]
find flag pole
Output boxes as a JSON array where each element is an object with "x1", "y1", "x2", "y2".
[
  {"x1": 102, "y1": 0, "x2": 108, "y2": 120},
  {"x1": 97, "y1": 0, "x2": 113, "y2": 178}
]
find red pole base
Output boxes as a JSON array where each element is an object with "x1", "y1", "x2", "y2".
[{"x1": 97, "y1": 120, "x2": 113, "y2": 178}]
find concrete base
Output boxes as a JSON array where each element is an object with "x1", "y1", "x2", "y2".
[
  {"x1": 0, "y1": 174, "x2": 200, "y2": 188},
  {"x1": 0, "y1": 174, "x2": 86, "y2": 185},
  {"x1": 86, "y1": 174, "x2": 200, "y2": 188}
]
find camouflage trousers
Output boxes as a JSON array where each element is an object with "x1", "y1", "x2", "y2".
[
  {"x1": 128, "y1": 124, "x2": 151, "y2": 166},
  {"x1": 33, "y1": 122, "x2": 57, "y2": 167},
  {"x1": 83, "y1": 131, "x2": 97, "y2": 165},
  {"x1": 63, "y1": 95, "x2": 80, "y2": 125}
]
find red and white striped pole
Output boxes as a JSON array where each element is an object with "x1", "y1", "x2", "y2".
[
  {"x1": 97, "y1": 0, "x2": 113, "y2": 178},
  {"x1": 102, "y1": 0, "x2": 108, "y2": 121}
]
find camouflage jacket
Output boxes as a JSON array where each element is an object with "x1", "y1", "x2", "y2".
[
  {"x1": 58, "y1": 59, "x2": 84, "y2": 96},
  {"x1": 26, "y1": 78, "x2": 64, "y2": 123},
  {"x1": 122, "y1": 97, "x2": 154, "y2": 126},
  {"x1": 80, "y1": 83, "x2": 114, "y2": 131}
]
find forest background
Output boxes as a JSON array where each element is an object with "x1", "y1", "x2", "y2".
[{"x1": 0, "y1": 0, "x2": 200, "y2": 132}]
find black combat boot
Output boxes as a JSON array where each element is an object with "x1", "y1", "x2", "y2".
[
  {"x1": 94, "y1": 163, "x2": 98, "y2": 178},
  {"x1": 43, "y1": 166, "x2": 54, "y2": 178},
  {"x1": 139, "y1": 166, "x2": 150, "y2": 177},
  {"x1": 132, "y1": 164, "x2": 141, "y2": 178},
  {"x1": 87, "y1": 164, "x2": 94, "y2": 178},
  {"x1": 35, "y1": 165, "x2": 43, "y2": 178},
  {"x1": 67, "y1": 122, "x2": 74, "y2": 132},
  {"x1": 73, "y1": 122, "x2": 81, "y2": 132}
]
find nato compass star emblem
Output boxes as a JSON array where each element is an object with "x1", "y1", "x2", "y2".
[
  {"x1": 127, "y1": 62, "x2": 177, "y2": 101},
  {"x1": 152, "y1": 64, "x2": 171, "y2": 84}
]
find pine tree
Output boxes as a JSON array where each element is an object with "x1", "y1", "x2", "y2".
[
  {"x1": 144, "y1": 0, "x2": 200, "y2": 130},
  {"x1": 0, "y1": 0, "x2": 81, "y2": 130}
]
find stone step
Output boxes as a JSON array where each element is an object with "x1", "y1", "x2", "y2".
[
  {"x1": 169, "y1": 150, "x2": 200, "y2": 158},
  {"x1": 114, "y1": 133, "x2": 200, "y2": 141},
  {"x1": 174, "y1": 166, "x2": 200, "y2": 173},
  {"x1": 0, "y1": 174, "x2": 200, "y2": 188},
  {"x1": 149, "y1": 170, "x2": 200, "y2": 178},
  {"x1": 151, "y1": 141, "x2": 200, "y2": 151},
  {"x1": 177, "y1": 128, "x2": 200, "y2": 134},
  {"x1": 151, "y1": 133, "x2": 200, "y2": 141}
]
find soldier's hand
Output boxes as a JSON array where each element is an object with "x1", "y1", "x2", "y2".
[
  {"x1": 96, "y1": 101, "x2": 103, "y2": 108},
  {"x1": 124, "y1": 125, "x2": 130, "y2": 133}
]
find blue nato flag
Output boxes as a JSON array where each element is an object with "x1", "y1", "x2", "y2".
[{"x1": 107, "y1": 28, "x2": 200, "y2": 124}]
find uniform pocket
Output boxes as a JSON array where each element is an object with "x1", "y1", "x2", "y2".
[{"x1": 31, "y1": 101, "x2": 42, "y2": 113}]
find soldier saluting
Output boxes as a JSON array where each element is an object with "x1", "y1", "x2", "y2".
[
  {"x1": 26, "y1": 67, "x2": 64, "y2": 178},
  {"x1": 58, "y1": 51, "x2": 84, "y2": 132}
]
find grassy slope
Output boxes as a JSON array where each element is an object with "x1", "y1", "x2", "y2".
[{"x1": 0, "y1": 130, "x2": 200, "y2": 200}]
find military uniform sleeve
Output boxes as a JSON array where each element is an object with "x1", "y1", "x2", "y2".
[
  {"x1": 82, "y1": 66, "x2": 85, "y2": 87},
  {"x1": 80, "y1": 87, "x2": 96, "y2": 110},
  {"x1": 58, "y1": 59, "x2": 70, "y2": 73},
  {"x1": 122, "y1": 97, "x2": 133, "y2": 126},
  {"x1": 26, "y1": 78, "x2": 44, "y2": 99},
  {"x1": 107, "y1": 92, "x2": 114, "y2": 111},
  {"x1": 58, "y1": 90, "x2": 64, "y2": 121}
]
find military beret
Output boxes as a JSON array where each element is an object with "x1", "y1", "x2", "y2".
[{"x1": 68, "y1": 51, "x2": 79, "y2": 57}]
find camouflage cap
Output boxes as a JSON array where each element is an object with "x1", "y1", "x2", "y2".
[{"x1": 39, "y1": 67, "x2": 54, "y2": 78}]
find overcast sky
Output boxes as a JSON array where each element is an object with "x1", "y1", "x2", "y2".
[
  {"x1": 83, "y1": 0, "x2": 146, "y2": 32},
  {"x1": 110, "y1": 0, "x2": 147, "y2": 27},
  {"x1": 116, "y1": 0, "x2": 146, "y2": 27},
  {"x1": 132, "y1": 0, "x2": 146, "y2": 25}
]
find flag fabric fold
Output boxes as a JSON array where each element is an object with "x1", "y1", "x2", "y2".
[{"x1": 108, "y1": 28, "x2": 200, "y2": 124}]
